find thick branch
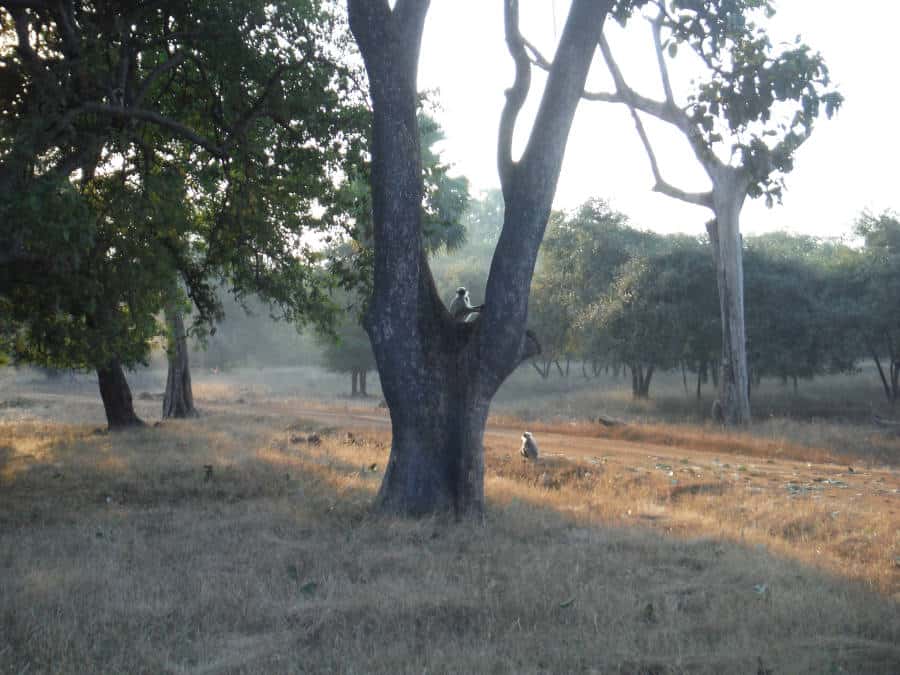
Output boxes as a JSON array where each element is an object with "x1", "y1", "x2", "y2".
[
  {"x1": 80, "y1": 103, "x2": 227, "y2": 157},
  {"x1": 628, "y1": 106, "x2": 712, "y2": 208},
  {"x1": 133, "y1": 51, "x2": 186, "y2": 107},
  {"x1": 393, "y1": 0, "x2": 431, "y2": 48},
  {"x1": 346, "y1": 1, "x2": 391, "y2": 63},
  {"x1": 482, "y1": 0, "x2": 611, "y2": 381},
  {"x1": 597, "y1": 30, "x2": 721, "y2": 182},
  {"x1": 498, "y1": 0, "x2": 530, "y2": 195},
  {"x1": 650, "y1": 13, "x2": 674, "y2": 104}
]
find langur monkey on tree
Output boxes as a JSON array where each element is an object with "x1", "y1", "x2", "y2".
[{"x1": 449, "y1": 287, "x2": 484, "y2": 322}]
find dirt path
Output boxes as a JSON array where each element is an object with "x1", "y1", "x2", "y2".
[{"x1": 266, "y1": 402, "x2": 899, "y2": 506}]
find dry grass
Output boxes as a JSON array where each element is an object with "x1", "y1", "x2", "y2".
[
  {"x1": 488, "y1": 415, "x2": 847, "y2": 466},
  {"x1": 1, "y1": 400, "x2": 898, "y2": 674}
]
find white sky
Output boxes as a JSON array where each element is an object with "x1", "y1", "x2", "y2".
[{"x1": 417, "y1": 1, "x2": 898, "y2": 238}]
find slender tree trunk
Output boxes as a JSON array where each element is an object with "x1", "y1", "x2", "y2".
[
  {"x1": 706, "y1": 181, "x2": 751, "y2": 425},
  {"x1": 554, "y1": 359, "x2": 565, "y2": 377},
  {"x1": 870, "y1": 348, "x2": 892, "y2": 404},
  {"x1": 681, "y1": 361, "x2": 688, "y2": 395},
  {"x1": 792, "y1": 375, "x2": 798, "y2": 394},
  {"x1": 531, "y1": 360, "x2": 550, "y2": 379},
  {"x1": 891, "y1": 361, "x2": 899, "y2": 406},
  {"x1": 163, "y1": 307, "x2": 197, "y2": 419},
  {"x1": 360, "y1": 370, "x2": 368, "y2": 397},
  {"x1": 640, "y1": 365, "x2": 654, "y2": 398},
  {"x1": 351, "y1": 370, "x2": 359, "y2": 397},
  {"x1": 696, "y1": 367, "x2": 703, "y2": 401},
  {"x1": 97, "y1": 359, "x2": 143, "y2": 430}
]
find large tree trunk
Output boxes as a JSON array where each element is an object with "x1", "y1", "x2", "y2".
[
  {"x1": 349, "y1": 0, "x2": 609, "y2": 517},
  {"x1": 163, "y1": 308, "x2": 197, "y2": 419},
  {"x1": 706, "y1": 180, "x2": 751, "y2": 425},
  {"x1": 376, "y1": 339, "x2": 490, "y2": 516},
  {"x1": 97, "y1": 359, "x2": 144, "y2": 430}
]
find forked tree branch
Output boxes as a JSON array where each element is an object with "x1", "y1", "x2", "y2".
[
  {"x1": 498, "y1": 0, "x2": 530, "y2": 195},
  {"x1": 627, "y1": 105, "x2": 713, "y2": 208}
]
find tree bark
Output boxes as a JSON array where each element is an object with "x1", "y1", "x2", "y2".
[
  {"x1": 348, "y1": 0, "x2": 609, "y2": 517},
  {"x1": 696, "y1": 367, "x2": 703, "y2": 401},
  {"x1": 97, "y1": 359, "x2": 144, "y2": 430},
  {"x1": 351, "y1": 370, "x2": 359, "y2": 397},
  {"x1": 706, "y1": 181, "x2": 751, "y2": 425},
  {"x1": 360, "y1": 370, "x2": 368, "y2": 397},
  {"x1": 162, "y1": 307, "x2": 197, "y2": 419},
  {"x1": 630, "y1": 364, "x2": 653, "y2": 398}
]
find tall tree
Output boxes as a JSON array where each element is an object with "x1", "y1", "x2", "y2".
[
  {"x1": 529, "y1": 0, "x2": 842, "y2": 424},
  {"x1": 0, "y1": 0, "x2": 367, "y2": 427},
  {"x1": 319, "y1": 112, "x2": 470, "y2": 397},
  {"x1": 853, "y1": 211, "x2": 900, "y2": 404},
  {"x1": 348, "y1": 0, "x2": 613, "y2": 517}
]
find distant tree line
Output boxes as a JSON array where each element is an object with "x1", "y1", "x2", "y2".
[
  {"x1": 408, "y1": 193, "x2": 900, "y2": 406},
  {"x1": 527, "y1": 201, "x2": 900, "y2": 405}
]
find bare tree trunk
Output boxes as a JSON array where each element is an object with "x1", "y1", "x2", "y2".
[
  {"x1": 351, "y1": 370, "x2": 359, "y2": 397},
  {"x1": 163, "y1": 307, "x2": 197, "y2": 419},
  {"x1": 631, "y1": 364, "x2": 653, "y2": 399},
  {"x1": 360, "y1": 370, "x2": 368, "y2": 397},
  {"x1": 706, "y1": 183, "x2": 751, "y2": 425},
  {"x1": 97, "y1": 359, "x2": 143, "y2": 430},
  {"x1": 348, "y1": 0, "x2": 609, "y2": 517}
]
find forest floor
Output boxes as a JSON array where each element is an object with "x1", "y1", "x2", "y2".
[{"x1": 0, "y1": 371, "x2": 898, "y2": 673}]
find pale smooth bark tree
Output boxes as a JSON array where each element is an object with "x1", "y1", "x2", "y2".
[
  {"x1": 347, "y1": 0, "x2": 613, "y2": 516},
  {"x1": 528, "y1": 0, "x2": 841, "y2": 425}
]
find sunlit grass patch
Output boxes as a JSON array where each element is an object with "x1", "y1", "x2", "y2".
[{"x1": 1, "y1": 402, "x2": 898, "y2": 673}]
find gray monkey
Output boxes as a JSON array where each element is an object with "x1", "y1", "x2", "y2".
[
  {"x1": 449, "y1": 287, "x2": 484, "y2": 322},
  {"x1": 520, "y1": 431, "x2": 539, "y2": 461}
]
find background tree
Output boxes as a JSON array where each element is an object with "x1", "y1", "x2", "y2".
[
  {"x1": 530, "y1": 0, "x2": 842, "y2": 424},
  {"x1": 852, "y1": 211, "x2": 900, "y2": 404},
  {"x1": 0, "y1": 0, "x2": 367, "y2": 427},
  {"x1": 586, "y1": 242, "x2": 717, "y2": 399},
  {"x1": 347, "y1": 0, "x2": 613, "y2": 516},
  {"x1": 539, "y1": 199, "x2": 662, "y2": 376},
  {"x1": 317, "y1": 297, "x2": 376, "y2": 397}
]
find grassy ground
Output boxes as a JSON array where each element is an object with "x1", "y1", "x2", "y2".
[{"x1": 1, "y1": 372, "x2": 898, "y2": 673}]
